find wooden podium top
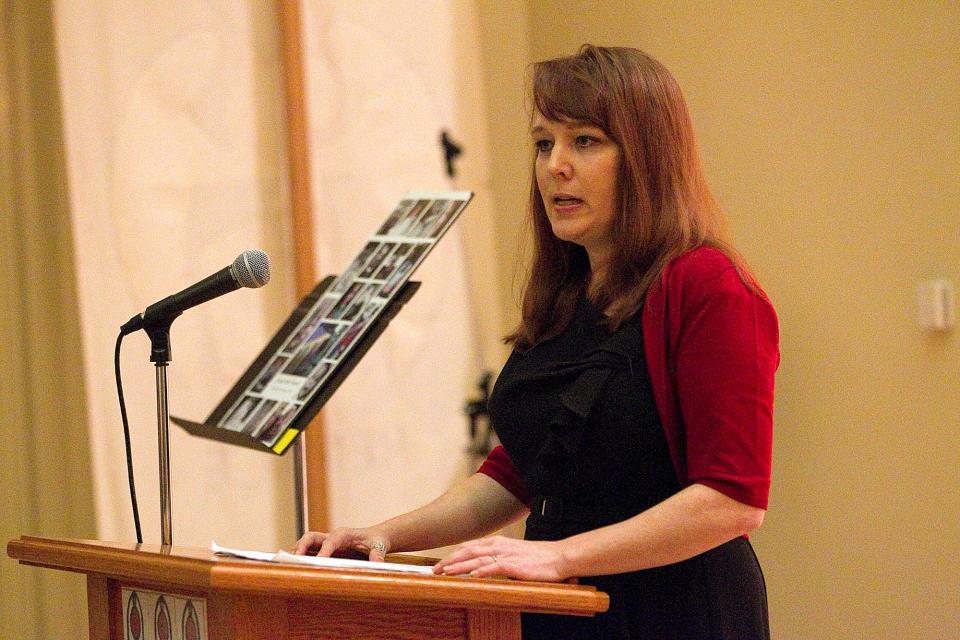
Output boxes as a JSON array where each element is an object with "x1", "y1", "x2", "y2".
[{"x1": 8, "y1": 536, "x2": 609, "y2": 618}]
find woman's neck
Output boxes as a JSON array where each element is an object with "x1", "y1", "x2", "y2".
[{"x1": 587, "y1": 259, "x2": 609, "y2": 298}]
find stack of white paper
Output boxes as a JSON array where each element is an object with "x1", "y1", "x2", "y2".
[{"x1": 211, "y1": 541, "x2": 435, "y2": 575}]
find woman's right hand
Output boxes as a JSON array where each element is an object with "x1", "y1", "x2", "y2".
[{"x1": 293, "y1": 527, "x2": 391, "y2": 562}]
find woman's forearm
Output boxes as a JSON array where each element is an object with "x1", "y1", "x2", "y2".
[
  {"x1": 557, "y1": 483, "x2": 764, "y2": 578},
  {"x1": 380, "y1": 473, "x2": 529, "y2": 552}
]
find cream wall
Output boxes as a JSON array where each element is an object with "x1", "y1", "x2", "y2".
[
  {"x1": 54, "y1": 1, "x2": 298, "y2": 549},
  {"x1": 474, "y1": 1, "x2": 533, "y2": 339},
  {"x1": 297, "y1": 0, "x2": 491, "y2": 530},
  {"x1": 485, "y1": 1, "x2": 959, "y2": 638}
]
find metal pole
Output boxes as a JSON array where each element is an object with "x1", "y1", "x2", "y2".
[
  {"x1": 156, "y1": 364, "x2": 173, "y2": 546},
  {"x1": 292, "y1": 439, "x2": 307, "y2": 539}
]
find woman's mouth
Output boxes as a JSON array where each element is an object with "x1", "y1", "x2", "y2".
[{"x1": 552, "y1": 195, "x2": 583, "y2": 210}]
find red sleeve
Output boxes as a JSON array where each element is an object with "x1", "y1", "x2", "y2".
[
  {"x1": 476, "y1": 445, "x2": 531, "y2": 507},
  {"x1": 673, "y1": 256, "x2": 779, "y2": 509}
]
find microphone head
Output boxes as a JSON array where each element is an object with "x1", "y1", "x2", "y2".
[{"x1": 231, "y1": 250, "x2": 271, "y2": 288}]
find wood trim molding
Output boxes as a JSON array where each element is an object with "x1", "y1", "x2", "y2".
[{"x1": 276, "y1": 0, "x2": 328, "y2": 532}]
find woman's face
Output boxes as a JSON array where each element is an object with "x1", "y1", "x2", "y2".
[{"x1": 531, "y1": 111, "x2": 621, "y2": 267}]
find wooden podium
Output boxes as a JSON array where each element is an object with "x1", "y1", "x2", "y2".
[{"x1": 7, "y1": 536, "x2": 608, "y2": 639}]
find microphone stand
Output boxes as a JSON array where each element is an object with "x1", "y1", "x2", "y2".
[{"x1": 145, "y1": 319, "x2": 176, "y2": 546}]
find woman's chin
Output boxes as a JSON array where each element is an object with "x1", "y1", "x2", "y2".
[{"x1": 549, "y1": 221, "x2": 586, "y2": 245}]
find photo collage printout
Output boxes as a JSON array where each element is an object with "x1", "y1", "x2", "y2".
[{"x1": 215, "y1": 192, "x2": 472, "y2": 449}]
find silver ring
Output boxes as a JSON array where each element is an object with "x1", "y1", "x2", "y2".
[{"x1": 371, "y1": 541, "x2": 387, "y2": 555}]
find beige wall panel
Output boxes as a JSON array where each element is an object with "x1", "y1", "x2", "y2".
[
  {"x1": 449, "y1": 0, "x2": 514, "y2": 373},
  {"x1": 54, "y1": 1, "x2": 297, "y2": 549},
  {"x1": 298, "y1": 1, "x2": 482, "y2": 529},
  {"x1": 523, "y1": 1, "x2": 959, "y2": 638},
  {"x1": 474, "y1": 2, "x2": 533, "y2": 340}
]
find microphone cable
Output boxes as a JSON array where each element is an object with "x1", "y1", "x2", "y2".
[{"x1": 114, "y1": 332, "x2": 143, "y2": 544}]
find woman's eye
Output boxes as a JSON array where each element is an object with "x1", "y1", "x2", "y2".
[
  {"x1": 575, "y1": 135, "x2": 596, "y2": 147},
  {"x1": 535, "y1": 139, "x2": 553, "y2": 153}
]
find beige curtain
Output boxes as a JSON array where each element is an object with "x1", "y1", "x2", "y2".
[{"x1": 1, "y1": 2, "x2": 97, "y2": 638}]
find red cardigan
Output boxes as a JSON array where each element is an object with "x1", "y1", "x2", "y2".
[{"x1": 479, "y1": 247, "x2": 780, "y2": 510}]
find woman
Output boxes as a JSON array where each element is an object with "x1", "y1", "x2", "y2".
[{"x1": 295, "y1": 45, "x2": 779, "y2": 639}]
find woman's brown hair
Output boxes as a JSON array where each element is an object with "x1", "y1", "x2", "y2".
[{"x1": 507, "y1": 44, "x2": 750, "y2": 349}]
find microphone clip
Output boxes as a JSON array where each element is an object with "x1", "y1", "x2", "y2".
[
  {"x1": 144, "y1": 317, "x2": 176, "y2": 365},
  {"x1": 119, "y1": 310, "x2": 180, "y2": 364}
]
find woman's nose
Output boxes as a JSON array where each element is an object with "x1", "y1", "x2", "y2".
[{"x1": 547, "y1": 144, "x2": 573, "y2": 178}]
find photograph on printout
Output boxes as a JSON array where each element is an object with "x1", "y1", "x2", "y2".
[{"x1": 172, "y1": 191, "x2": 473, "y2": 454}]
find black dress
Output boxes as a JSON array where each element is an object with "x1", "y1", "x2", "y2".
[{"x1": 488, "y1": 298, "x2": 770, "y2": 640}]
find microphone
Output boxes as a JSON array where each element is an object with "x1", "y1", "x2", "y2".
[{"x1": 120, "y1": 250, "x2": 271, "y2": 335}]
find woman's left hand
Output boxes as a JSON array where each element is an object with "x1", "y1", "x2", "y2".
[{"x1": 432, "y1": 535, "x2": 570, "y2": 582}]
